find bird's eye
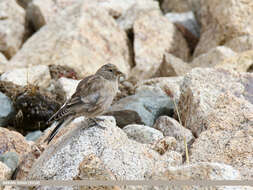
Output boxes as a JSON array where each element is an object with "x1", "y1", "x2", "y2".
[{"x1": 109, "y1": 69, "x2": 113, "y2": 72}]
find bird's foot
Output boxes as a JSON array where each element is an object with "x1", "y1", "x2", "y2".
[{"x1": 88, "y1": 118, "x2": 106, "y2": 130}]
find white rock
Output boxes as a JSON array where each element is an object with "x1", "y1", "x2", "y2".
[
  {"x1": 191, "y1": 46, "x2": 237, "y2": 68},
  {"x1": 0, "y1": 65, "x2": 51, "y2": 88},
  {"x1": 154, "y1": 53, "x2": 192, "y2": 77},
  {"x1": 225, "y1": 35, "x2": 253, "y2": 53},
  {"x1": 130, "y1": 11, "x2": 190, "y2": 80}
]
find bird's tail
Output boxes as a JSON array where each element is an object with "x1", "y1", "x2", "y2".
[
  {"x1": 44, "y1": 116, "x2": 74, "y2": 144},
  {"x1": 44, "y1": 119, "x2": 65, "y2": 144}
]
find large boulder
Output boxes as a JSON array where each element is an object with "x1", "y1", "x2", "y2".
[
  {"x1": 26, "y1": 117, "x2": 182, "y2": 182},
  {"x1": 129, "y1": 10, "x2": 190, "y2": 80},
  {"x1": 8, "y1": 2, "x2": 131, "y2": 78},
  {"x1": 0, "y1": 0, "x2": 26, "y2": 58},
  {"x1": 194, "y1": 0, "x2": 253, "y2": 57}
]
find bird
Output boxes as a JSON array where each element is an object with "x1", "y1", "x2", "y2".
[{"x1": 44, "y1": 63, "x2": 124, "y2": 144}]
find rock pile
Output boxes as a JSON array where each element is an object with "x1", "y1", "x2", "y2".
[{"x1": 0, "y1": 0, "x2": 253, "y2": 189}]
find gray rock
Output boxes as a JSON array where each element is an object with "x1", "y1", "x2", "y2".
[
  {"x1": 0, "y1": 152, "x2": 19, "y2": 172},
  {"x1": 123, "y1": 124, "x2": 164, "y2": 144},
  {"x1": 165, "y1": 11, "x2": 200, "y2": 38},
  {"x1": 25, "y1": 130, "x2": 42, "y2": 142},
  {"x1": 0, "y1": 92, "x2": 14, "y2": 126},
  {"x1": 107, "y1": 89, "x2": 174, "y2": 127}
]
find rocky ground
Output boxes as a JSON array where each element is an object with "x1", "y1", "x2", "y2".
[{"x1": 0, "y1": 0, "x2": 253, "y2": 190}]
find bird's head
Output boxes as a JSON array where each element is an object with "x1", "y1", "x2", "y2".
[{"x1": 96, "y1": 63, "x2": 125, "y2": 81}]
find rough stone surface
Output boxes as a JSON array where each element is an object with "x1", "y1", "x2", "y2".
[
  {"x1": 225, "y1": 35, "x2": 253, "y2": 53},
  {"x1": 216, "y1": 50, "x2": 253, "y2": 72},
  {"x1": 151, "y1": 136, "x2": 177, "y2": 155},
  {"x1": 0, "y1": 127, "x2": 31, "y2": 157},
  {"x1": 154, "y1": 53, "x2": 192, "y2": 77},
  {"x1": 151, "y1": 162, "x2": 253, "y2": 190},
  {"x1": 191, "y1": 46, "x2": 237, "y2": 68},
  {"x1": 0, "y1": 161, "x2": 11, "y2": 180},
  {"x1": 27, "y1": 0, "x2": 160, "y2": 31},
  {"x1": 190, "y1": 93, "x2": 253, "y2": 179},
  {"x1": 194, "y1": 0, "x2": 253, "y2": 57},
  {"x1": 130, "y1": 10, "x2": 190, "y2": 80},
  {"x1": 107, "y1": 89, "x2": 174, "y2": 128},
  {"x1": 0, "y1": 92, "x2": 14, "y2": 127},
  {"x1": 0, "y1": 65, "x2": 51, "y2": 88},
  {"x1": 8, "y1": 2, "x2": 131, "y2": 78},
  {"x1": 26, "y1": 117, "x2": 181, "y2": 180},
  {"x1": 116, "y1": 1, "x2": 160, "y2": 31},
  {"x1": 0, "y1": 0, "x2": 26, "y2": 58},
  {"x1": 153, "y1": 116, "x2": 194, "y2": 154},
  {"x1": 123, "y1": 124, "x2": 164, "y2": 144},
  {"x1": 57, "y1": 77, "x2": 80, "y2": 100},
  {"x1": 135, "y1": 76, "x2": 184, "y2": 101},
  {"x1": 178, "y1": 68, "x2": 253, "y2": 136}
]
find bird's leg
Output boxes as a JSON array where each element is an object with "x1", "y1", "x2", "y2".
[{"x1": 88, "y1": 118, "x2": 106, "y2": 130}]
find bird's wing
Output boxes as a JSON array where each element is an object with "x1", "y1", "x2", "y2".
[
  {"x1": 70, "y1": 74, "x2": 107, "y2": 111},
  {"x1": 47, "y1": 75, "x2": 106, "y2": 124}
]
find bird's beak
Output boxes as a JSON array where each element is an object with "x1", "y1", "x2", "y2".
[{"x1": 117, "y1": 70, "x2": 125, "y2": 81}]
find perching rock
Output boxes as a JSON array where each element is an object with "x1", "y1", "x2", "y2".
[{"x1": 26, "y1": 116, "x2": 181, "y2": 181}]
